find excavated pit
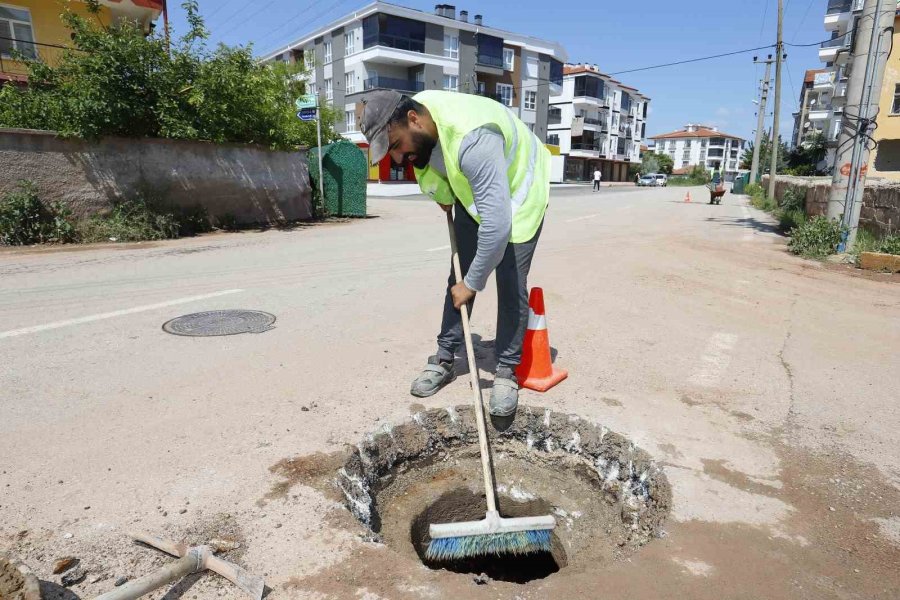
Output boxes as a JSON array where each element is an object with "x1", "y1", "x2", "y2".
[{"x1": 336, "y1": 406, "x2": 672, "y2": 584}]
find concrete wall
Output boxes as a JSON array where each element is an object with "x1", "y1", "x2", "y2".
[
  {"x1": 762, "y1": 175, "x2": 899, "y2": 237},
  {"x1": 0, "y1": 129, "x2": 312, "y2": 224},
  {"x1": 868, "y1": 16, "x2": 900, "y2": 181}
]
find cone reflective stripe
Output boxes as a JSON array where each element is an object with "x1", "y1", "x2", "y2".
[{"x1": 516, "y1": 288, "x2": 567, "y2": 392}]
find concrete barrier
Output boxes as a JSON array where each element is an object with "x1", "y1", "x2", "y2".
[{"x1": 0, "y1": 128, "x2": 312, "y2": 225}]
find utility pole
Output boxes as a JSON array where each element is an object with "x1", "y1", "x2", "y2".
[
  {"x1": 767, "y1": 0, "x2": 784, "y2": 200},
  {"x1": 750, "y1": 55, "x2": 774, "y2": 184},
  {"x1": 827, "y1": 0, "x2": 895, "y2": 248}
]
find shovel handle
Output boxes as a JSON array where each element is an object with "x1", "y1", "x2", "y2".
[{"x1": 446, "y1": 210, "x2": 498, "y2": 513}]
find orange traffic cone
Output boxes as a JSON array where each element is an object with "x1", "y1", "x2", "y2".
[
  {"x1": 516, "y1": 288, "x2": 568, "y2": 392},
  {"x1": 684, "y1": 192, "x2": 691, "y2": 203}
]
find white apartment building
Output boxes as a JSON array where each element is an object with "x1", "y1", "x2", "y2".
[
  {"x1": 262, "y1": 2, "x2": 567, "y2": 182},
  {"x1": 812, "y1": 0, "x2": 862, "y2": 167},
  {"x1": 546, "y1": 64, "x2": 649, "y2": 183},
  {"x1": 649, "y1": 124, "x2": 745, "y2": 180}
]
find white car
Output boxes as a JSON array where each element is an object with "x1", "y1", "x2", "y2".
[
  {"x1": 654, "y1": 174, "x2": 668, "y2": 187},
  {"x1": 637, "y1": 174, "x2": 657, "y2": 186}
]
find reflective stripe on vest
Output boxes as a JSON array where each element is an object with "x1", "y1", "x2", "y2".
[{"x1": 412, "y1": 90, "x2": 549, "y2": 243}]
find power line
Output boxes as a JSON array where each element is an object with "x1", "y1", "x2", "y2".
[
  {"x1": 211, "y1": 1, "x2": 278, "y2": 38},
  {"x1": 204, "y1": 0, "x2": 241, "y2": 21},
  {"x1": 258, "y1": 0, "x2": 358, "y2": 56},
  {"x1": 791, "y1": 0, "x2": 817, "y2": 42},
  {"x1": 607, "y1": 44, "x2": 777, "y2": 76}
]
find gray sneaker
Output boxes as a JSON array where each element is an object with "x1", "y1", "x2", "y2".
[
  {"x1": 489, "y1": 367, "x2": 519, "y2": 417},
  {"x1": 410, "y1": 356, "x2": 456, "y2": 398}
]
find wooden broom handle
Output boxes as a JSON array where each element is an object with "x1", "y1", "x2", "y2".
[{"x1": 446, "y1": 209, "x2": 497, "y2": 513}]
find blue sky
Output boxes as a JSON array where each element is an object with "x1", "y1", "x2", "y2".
[{"x1": 165, "y1": 0, "x2": 829, "y2": 144}]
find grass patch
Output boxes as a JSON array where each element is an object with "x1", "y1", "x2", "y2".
[
  {"x1": 777, "y1": 208, "x2": 807, "y2": 233},
  {"x1": 788, "y1": 216, "x2": 846, "y2": 258},
  {"x1": 1, "y1": 181, "x2": 213, "y2": 246},
  {"x1": 851, "y1": 228, "x2": 900, "y2": 263},
  {"x1": 79, "y1": 196, "x2": 212, "y2": 243},
  {"x1": 0, "y1": 180, "x2": 77, "y2": 245}
]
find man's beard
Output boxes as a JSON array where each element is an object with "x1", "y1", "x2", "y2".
[{"x1": 404, "y1": 130, "x2": 437, "y2": 169}]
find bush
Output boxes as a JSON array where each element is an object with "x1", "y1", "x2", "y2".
[
  {"x1": 0, "y1": 1, "x2": 338, "y2": 150},
  {"x1": 777, "y1": 208, "x2": 807, "y2": 232},
  {"x1": 853, "y1": 229, "x2": 900, "y2": 259},
  {"x1": 788, "y1": 216, "x2": 847, "y2": 258},
  {"x1": 744, "y1": 183, "x2": 764, "y2": 197},
  {"x1": 0, "y1": 181, "x2": 77, "y2": 245},
  {"x1": 879, "y1": 234, "x2": 900, "y2": 255},
  {"x1": 780, "y1": 186, "x2": 806, "y2": 213},
  {"x1": 78, "y1": 196, "x2": 212, "y2": 243}
]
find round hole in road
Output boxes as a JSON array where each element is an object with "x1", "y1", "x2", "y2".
[
  {"x1": 336, "y1": 406, "x2": 672, "y2": 587},
  {"x1": 409, "y1": 487, "x2": 565, "y2": 583}
]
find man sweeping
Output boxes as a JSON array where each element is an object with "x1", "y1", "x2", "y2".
[{"x1": 358, "y1": 90, "x2": 550, "y2": 417}]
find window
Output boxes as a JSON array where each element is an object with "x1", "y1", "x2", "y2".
[
  {"x1": 0, "y1": 5, "x2": 36, "y2": 59},
  {"x1": 892, "y1": 84, "x2": 900, "y2": 114},
  {"x1": 443, "y1": 74, "x2": 458, "y2": 92},
  {"x1": 549, "y1": 58, "x2": 563, "y2": 86},
  {"x1": 443, "y1": 34, "x2": 459, "y2": 59},
  {"x1": 304, "y1": 48, "x2": 315, "y2": 70},
  {"x1": 476, "y1": 33, "x2": 503, "y2": 68},
  {"x1": 496, "y1": 83, "x2": 513, "y2": 107},
  {"x1": 345, "y1": 110, "x2": 356, "y2": 132},
  {"x1": 344, "y1": 32, "x2": 354, "y2": 56},
  {"x1": 363, "y1": 14, "x2": 426, "y2": 53},
  {"x1": 503, "y1": 48, "x2": 514, "y2": 71},
  {"x1": 524, "y1": 90, "x2": 536, "y2": 110},
  {"x1": 324, "y1": 41, "x2": 332, "y2": 63},
  {"x1": 345, "y1": 71, "x2": 355, "y2": 94},
  {"x1": 548, "y1": 106, "x2": 561, "y2": 125},
  {"x1": 308, "y1": 82, "x2": 317, "y2": 97},
  {"x1": 324, "y1": 78, "x2": 333, "y2": 101},
  {"x1": 546, "y1": 134, "x2": 559, "y2": 145},
  {"x1": 682, "y1": 149, "x2": 691, "y2": 161},
  {"x1": 573, "y1": 75, "x2": 604, "y2": 100}
]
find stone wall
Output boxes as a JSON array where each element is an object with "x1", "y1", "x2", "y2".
[
  {"x1": 0, "y1": 129, "x2": 312, "y2": 224},
  {"x1": 762, "y1": 175, "x2": 899, "y2": 236}
]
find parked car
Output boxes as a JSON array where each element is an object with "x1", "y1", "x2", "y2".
[
  {"x1": 638, "y1": 174, "x2": 657, "y2": 187},
  {"x1": 654, "y1": 174, "x2": 668, "y2": 187}
]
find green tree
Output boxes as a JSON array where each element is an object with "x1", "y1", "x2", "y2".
[
  {"x1": 739, "y1": 132, "x2": 788, "y2": 173},
  {"x1": 641, "y1": 153, "x2": 659, "y2": 174},
  {"x1": 0, "y1": 1, "x2": 337, "y2": 149},
  {"x1": 655, "y1": 152, "x2": 674, "y2": 175}
]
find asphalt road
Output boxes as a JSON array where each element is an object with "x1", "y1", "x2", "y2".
[{"x1": 2, "y1": 184, "x2": 899, "y2": 599}]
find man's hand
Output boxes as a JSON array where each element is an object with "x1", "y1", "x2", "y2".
[
  {"x1": 451, "y1": 281, "x2": 476, "y2": 309},
  {"x1": 438, "y1": 202, "x2": 453, "y2": 213}
]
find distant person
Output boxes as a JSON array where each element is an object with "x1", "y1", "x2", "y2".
[{"x1": 593, "y1": 168, "x2": 602, "y2": 191}]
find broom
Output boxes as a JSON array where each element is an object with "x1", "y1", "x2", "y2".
[{"x1": 425, "y1": 210, "x2": 556, "y2": 562}]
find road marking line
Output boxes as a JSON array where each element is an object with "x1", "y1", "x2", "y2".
[
  {"x1": 425, "y1": 245, "x2": 450, "y2": 252},
  {"x1": 689, "y1": 332, "x2": 739, "y2": 388},
  {"x1": 566, "y1": 214, "x2": 601, "y2": 223},
  {"x1": 0, "y1": 289, "x2": 244, "y2": 340}
]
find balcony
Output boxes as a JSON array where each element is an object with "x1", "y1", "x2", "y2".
[
  {"x1": 583, "y1": 117, "x2": 604, "y2": 127},
  {"x1": 548, "y1": 109, "x2": 562, "y2": 125},
  {"x1": 824, "y1": 0, "x2": 862, "y2": 30},
  {"x1": 808, "y1": 106, "x2": 833, "y2": 120},
  {"x1": 819, "y1": 33, "x2": 851, "y2": 62},
  {"x1": 813, "y1": 71, "x2": 836, "y2": 90},
  {"x1": 570, "y1": 143, "x2": 601, "y2": 157},
  {"x1": 363, "y1": 76, "x2": 424, "y2": 94}
]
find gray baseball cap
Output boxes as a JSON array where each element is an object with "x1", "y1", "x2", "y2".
[{"x1": 358, "y1": 90, "x2": 404, "y2": 166}]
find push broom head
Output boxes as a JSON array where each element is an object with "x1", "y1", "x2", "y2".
[{"x1": 425, "y1": 510, "x2": 556, "y2": 561}]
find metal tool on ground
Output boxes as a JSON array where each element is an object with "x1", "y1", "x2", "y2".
[
  {"x1": 425, "y1": 210, "x2": 556, "y2": 562},
  {"x1": 94, "y1": 532, "x2": 264, "y2": 600}
]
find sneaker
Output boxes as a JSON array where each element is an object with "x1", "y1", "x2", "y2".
[
  {"x1": 410, "y1": 356, "x2": 456, "y2": 398},
  {"x1": 489, "y1": 367, "x2": 519, "y2": 417}
]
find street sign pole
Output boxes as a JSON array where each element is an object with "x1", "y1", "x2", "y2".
[{"x1": 315, "y1": 97, "x2": 326, "y2": 217}]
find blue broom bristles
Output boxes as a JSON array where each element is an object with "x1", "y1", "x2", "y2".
[{"x1": 425, "y1": 529, "x2": 552, "y2": 561}]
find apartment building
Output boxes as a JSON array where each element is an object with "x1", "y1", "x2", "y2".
[
  {"x1": 867, "y1": 8, "x2": 900, "y2": 180},
  {"x1": 650, "y1": 124, "x2": 745, "y2": 181},
  {"x1": 546, "y1": 64, "x2": 649, "y2": 183},
  {"x1": 0, "y1": 0, "x2": 162, "y2": 84},
  {"x1": 791, "y1": 68, "x2": 829, "y2": 149},
  {"x1": 262, "y1": 2, "x2": 566, "y2": 182},
  {"x1": 813, "y1": 0, "x2": 862, "y2": 168}
]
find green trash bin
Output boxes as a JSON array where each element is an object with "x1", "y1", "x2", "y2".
[
  {"x1": 732, "y1": 172, "x2": 749, "y2": 195},
  {"x1": 308, "y1": 140, "x2": 367, "y2": 217}
]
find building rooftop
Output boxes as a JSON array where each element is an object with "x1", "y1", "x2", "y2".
[
  {"x1": 562, "y1": 63, "x2": 648, "y2": 100},
  {"x1": 651, "y1": 124, "x2": 744, "y2": 141},
  {"x1": 804, "y1": 68, "x2": 829, "y2": 84}
]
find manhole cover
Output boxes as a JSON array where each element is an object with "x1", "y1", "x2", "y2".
[{"x1": 162, "y1": 310, "x2": 275, "y2": 336}]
